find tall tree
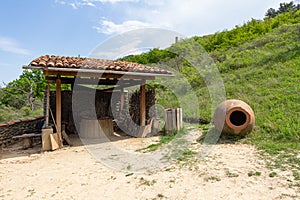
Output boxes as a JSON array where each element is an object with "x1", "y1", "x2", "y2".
[{"x1": 265, "y1": 1, "x2": 300, "y2": 18}]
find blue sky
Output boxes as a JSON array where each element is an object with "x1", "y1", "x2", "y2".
[{"x1": 0, "y1": 0, "x2": 288, "y2": 83}]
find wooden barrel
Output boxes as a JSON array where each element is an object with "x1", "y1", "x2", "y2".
[{"x1": 164, "y1": 108, "x2": 183, "y2": 133}]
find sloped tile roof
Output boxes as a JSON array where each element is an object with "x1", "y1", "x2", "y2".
[{"x1": 29, "y1": 55, "x2": 171, "y2": 75}]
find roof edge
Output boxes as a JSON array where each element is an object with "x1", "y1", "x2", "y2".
[{"x1": 23, "y1": 65, "x2": 174, "y2": 77}]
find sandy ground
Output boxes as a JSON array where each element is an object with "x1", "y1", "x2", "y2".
[{"x1": 0, "y1": 131, "x2": 299, "y2": 200}]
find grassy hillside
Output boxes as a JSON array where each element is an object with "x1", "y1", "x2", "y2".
[
  {"x1": 123, "y1": 11, "x2": 300, "y2": 169},
  {"x1": 213, "y1": 23, "x2": 300, "y2": 152}
]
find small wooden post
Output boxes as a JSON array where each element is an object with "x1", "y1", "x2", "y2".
[
  {"x1": 140, "y1": 81, "x2": 146, "y2": 126},
  {"x1": 164, "y1": 109, "x2": 173, "y2": 133},
  {"x1": 176, "y1": 108, "x2": 180, "y2": 130},
  {"x1": 56, "y1": 76, "x2": 63, "y2": 147},
  {"x1": 179, "y1": 108, "x2": 183, "y2": 128},
  {"x1": 171, "y1": 109, "x2": 176, "y2": 131},
  {"x1": 45, "y1": 83, "x2": 50, "y2": 127}
]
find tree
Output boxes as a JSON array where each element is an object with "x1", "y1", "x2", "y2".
[
  {"x1": 265, "y1": 8, "x2": 277, "y2": 18},
  {"x1": 265, "y1": 1, "x2": 300, "y2": 18},
  {"x1": 0, "y1": 70, "x2": 46, "y2": 110},
  {"x1": 278, "y1": 2, "x2": 296, "y2": 14}
]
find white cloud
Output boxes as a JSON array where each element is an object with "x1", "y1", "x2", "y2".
[
  {"x1": 94, "y1": 20, "x2": 152, "y2": 35},
  {"x1": 90, "y1": 40, "x2": 144, "y2": 59},
  {"x1": 0, "y1": 37, "x2": 30, "y2": 55},
  {"x1": 93, "y1": 0, "x2": 138, "y2": 3},
  {"x1": 57, "y1": 0, "x2": 287, "y2": 35},
  {"x1": 55, "y1": 0, "x2": 66, "y2": 5},
  {"x1": 69, "y1": 0, "x2": 96, "y2": 9},
  {"x1": 126, "y1": 0, "x2": 286, "y2": 36},
  {"x1": 55, "y1": 0, "x2": 139, "y2": 9},
  {"x1": 89, "y1": 28, "x2": 184, "y2": 59}
]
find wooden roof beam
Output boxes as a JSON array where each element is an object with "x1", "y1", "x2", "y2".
[{"x1": 46, "y1": 76, "x2": 145, "y2": 86}]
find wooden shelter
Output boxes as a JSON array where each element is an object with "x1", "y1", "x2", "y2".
[{"x1": 23, "y1": 55, "x2": 173, "y2": 144}]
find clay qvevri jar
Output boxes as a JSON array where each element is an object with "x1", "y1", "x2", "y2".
[{"x1": 213, "y1": 99, "x2": 255, "y2": 135}]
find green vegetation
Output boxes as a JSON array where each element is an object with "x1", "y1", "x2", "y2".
[
  {"x1": 265, "y1": 1, "x2": 300, "y2": 18},
  {"x1": 0, "y1": 1, "x2": 299, "y2": 171},
  {"x1": 123, "y1": 4, "x2": 300, "y2": 170},
  {"x1": 139, "y1": 177, "x2": 157, "y2": 186},
  {"x1": 269, "y1": 171, "x2": 278, "y2": 178},
  {"x1": 176, "y1": 149, "x2": 197, "y2": 161},
  {"x1": 0, "y1": 69, "x2": 71, "y2": 123},
  {"x1": 137, "y1": 130, "x2": 178, "y2": 152},
  {"x1": 0, "y1": 70, "x2": 46, "y2": 123},
  {"x1": 248, "y1": 171, "x2": 262, "y2": 177}
]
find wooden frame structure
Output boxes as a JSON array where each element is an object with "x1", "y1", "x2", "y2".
[{"x1": 23, "y1": 55, "x2": 173, "y2": 145}]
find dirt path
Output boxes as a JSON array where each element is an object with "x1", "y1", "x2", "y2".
[{"x1": 0, "y1": 132, "x2": 299, "y2": 200}]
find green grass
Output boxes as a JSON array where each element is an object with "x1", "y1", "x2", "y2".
[
  {"x1": 248, "y1": 171, "x2": 262, "y2": 177},
  {"x1": 136, "y1": 130, "x2": 178, "y2": 152},
  {"x1": 176, "y1": 149, "x2": 197, "y2": 161},
  {"x1": 269, "y1": 172, "x2": 278, "y2": 178},
  {"x1": 209, "y1": 24, "x2": 299, "y2": 169},
  {"x1": 124, "y1": 16, "x2": 300, "y2": 171}
]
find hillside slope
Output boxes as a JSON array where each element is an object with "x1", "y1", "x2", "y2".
[
  {"x1": 214, "y1": 23, "x2": 300, "y2": 151},
  {"x1": 123, "y1": 16, "x2": 300, "y2": 169}
]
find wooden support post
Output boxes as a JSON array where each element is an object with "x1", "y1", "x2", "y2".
[
  {"x1": 140, "y1": 82, "x2": 146, "y2": 126},
  {"x1": 56, "y1": 76, "x2": 63, "y2": 147},
  {"x1": 45, "y1": 83, "x2": 50, "y2": 127},
  {"x1": 120, "y1": 88, "x2": 125, "y2": 112}
]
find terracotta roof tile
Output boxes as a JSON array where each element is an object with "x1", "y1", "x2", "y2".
[{"x1": 29, "y1": 55, "x2": 171, "y2": 75}]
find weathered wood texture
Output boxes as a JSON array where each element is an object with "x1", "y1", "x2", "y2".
[
  {"x1": 164, "y1": 108, "x2": 183, "y2": 133},
  {"x1": 12, "y1": 133, "x2": 42, "y2": 149},
  {"x1": 56, "y1": 77, "x2": 63, "y2": 147},
  {"x1": 45, "y1": 84, "x2": 50, "y2": 127},
  {"x1": 79, "y1": 119, "x2": 113, "y2": 139}
]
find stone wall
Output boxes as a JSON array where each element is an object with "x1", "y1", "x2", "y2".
[{"x1": 0, "y1": 116, "x2": 45, "y2": 147}]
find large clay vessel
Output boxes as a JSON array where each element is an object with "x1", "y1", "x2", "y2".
[{"x1": 213, "y1": 99, "x2": 255, "y2": 135}]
